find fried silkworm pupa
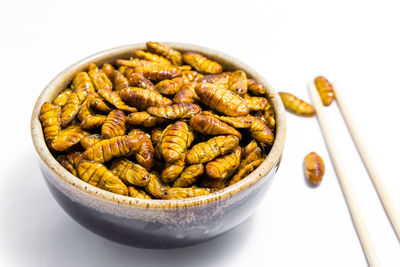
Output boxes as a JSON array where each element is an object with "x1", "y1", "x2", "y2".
[
  {"x1": 183, "y1": 52, "x2": 223, "y2": 74},
  {"x1": 128, "y1": 129, "x2": 155, "y2": 170},
  {"x1": 133, "y1": 50, "x2": 172, "y2": 65},
  {"x1": 229, "y1": 159, "x2": 264, "y2": 185},
  {"x1": 173, "y1": 164, "x2": 204, "y2": 187},
  {"x1": 39, "y1": 102, "x2": 61, "y2": 144},
  {"x1": 186, "y1": 135, "x2": 239, "y2": 164},
  {"x1": 240, "y1": 141, "x2": 262, "y2": 169},
  {"x1": 83, "y1": 135, "x2": 140, "y2": 163},
  {"x1": 165, "y1": 187, "x2": 210, "y2": 200},
  {"x1": 110, "y1": 69, "x2": 130, "y2": 91},
  {"x1": 133, "y1": 65, "x2": 182, "y2": 82},
  {"x1": 173, "y1": 82, "x2": 200, "y2": 104},
  {"x1": 80, "y1": 134, "x2": 103, "y2": 150},
  {"x1": 203, "y1": 112, "x2": 254, "y2": 128},
  {"x1": 128, "y1": 186, "x2": 152, "y2": 199},
  {"x1": 147, "y1": 103, "x2": 202, "y2": 120},
  {"x1": 110, "y1": 158, "x2": 151, "y2": 187},
  {"x1": 314, "y1": 76, "x2": 335, "y2": 106},
  {"x1": 199, "y1": 70, "x2": 247, "y2": 95},
  {"x1": 71, "y1": 71, "x2": 96, "y2": 93},
  {"x1": 247, "y1": 79, "x2": 267, "y2": 96},
  {"x1": 88, "y1": 63, "x2": 113, "y2": 91},
  {"x1": 89, "y1": 93, "x2": 112, "y2": 113},
  {"x1": 278, "y1": 92, "x2": 315, "y2": 117},
  {"x1": 101, "y1": 109, "x2": 127, "y2": 139},
  {"x1": 76, "y1": 160, "x2": 128, "y2": 196},
  {"x1": 249, "y1": 118, "x2": 274, "y2": 148},
  {"x1": 126, "y1": 112, "x2": 168, "y2": 127},
  {"x1": 181, "y1": 70, "x2": 200, "y2": 84},
  {"x1": 101, "y1": 63, "x2": 115, "y2": 78},
  {"x1": 155, "y1": 77, "x2": 185, "y2": 95},
  {"x1": 78, "y1": 97, "x2": 107, "y2": 129},
  {"x1": 151, "y1": 128, "x2": 163, "y2": 146},
  {"x1": 200, "y1": 178, "x2": 226, "y2": 190},
  {"x1": 303, "y1": 152, "x2": 325, "y2": 185},
  {"x1": 159, "y1": 121, "x2": 193, "y2": 163},
  {"x1": 161, "y1": 153, "x2": 186, "y2": 183},
  {"x1": 67, "y1": 151, "x2": 84, "y2": 167},
  {"x1": 190, "y1": 114, "x2": 242, "y2": 139},
  {"x1": 146, "y1": 41, "x2": 183, "y2": 65},
  {"x1": 244, "y1": 94, "x2": 269, "y2": 111},
  {"x1": 57, "y1": 155, "x2": 78, "y2": 176},
  {"x1": 51, "y1": 125, "x2": 89, "y2": 151},
  {"x1": 120, "y1": 87, "x2": 172, "y2": 110},
  {"x1": 125, "y1": 69, "x2": 155, "y2": 90},
  {"x1": 53, "y1": 89, "x2": 72, "y2": 107},
  {"x1": 263, "y1": 102, "x2": 276, "y2": 130},
  {"x1": 195, "y1": 83, "x2": 249, "y2": 117},
  {"x1": 145, "y1": 172, "x2": 169, "y2": 199},
  {"x1": 206, "y1": 147, "x2": 242, "y2": 180}
]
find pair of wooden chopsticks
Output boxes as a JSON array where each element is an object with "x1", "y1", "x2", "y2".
[{"x1": 308, "y1": 81, "x2": 400, "y2": 267}]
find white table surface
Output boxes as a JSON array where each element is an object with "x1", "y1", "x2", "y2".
[{"x1": 1, "y1": 0, "x2": 399, "y2": 266}]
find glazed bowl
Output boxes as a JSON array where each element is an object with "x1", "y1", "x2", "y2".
[{"x1": 31, "y1": 43, "x2": 286, "y2": 248}]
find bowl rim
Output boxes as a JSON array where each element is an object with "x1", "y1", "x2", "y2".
[{"x1": 31, "y1": 42, "x2": 286, "y2": 209}]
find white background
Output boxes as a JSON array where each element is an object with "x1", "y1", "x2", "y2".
[{"x1": 0, "y1": 0, "x2": 399, "y2": 266}]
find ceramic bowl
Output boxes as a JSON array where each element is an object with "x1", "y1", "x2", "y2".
[{"x1": 31, "y1": 43, "x2": 286, "y2": 248}]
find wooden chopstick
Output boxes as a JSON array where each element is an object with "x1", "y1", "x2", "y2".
[
  {"x1": 308, "y1": 81, "x2": 380, "y2": 267},
  {"x1": 333, "y1": 85, "x2": 400, "y2": 241}
]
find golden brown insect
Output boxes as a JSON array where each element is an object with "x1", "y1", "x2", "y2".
[
  {"x1": 83, "y1": 135, "x2": 140, "y2": 163},
  {"x1": 128, "y1": 129, "x2": 154, "y2": 170},
  {"x1": 133, "y1": 65, "x2": 182, "y2": 82},
  {"x1": 126, "y1": 112, "x2": 168, "y2": 127},
  {"x1": 303, "y1": 152, "x2": 325, "y2": 185},
  {"x1": 245, "y1": 94, "x2": 269, "y2": 111},
  {"x1": 125, "y1": 69, "x2": 155, "y2": 90},
  {"x1": 181, "y1": 70, "x2": 201, "y2": 84},
  {"x1": 97, "y1": 88, "x2": 137, "y2": 113},
  {"x1": 190, "y1": 114, "x2": 242, "y2": 139},
  {"x1": 151, "y1": 128, "x2": 163, "y2": 146},
  {"x1": 51, "y1": 125, "x2": 89, "y2": 151},
  {"x1": 173, "y1": 164, "x2": 204, "y2": 187},
  {"x1": 39, "y1": 102, "x2": 61, "y2": 144},
  {"x1": 67, "y1": 151, "x2": 84, "y2": 167},
  {"x1": 186, "y1": 135, "x2": 239, "y2": 164},
  {"x1": 183, "y1": 52, "x2": 222, "y2": 74},
  {"x1": 110, "y1": 69, "x2": 130, "y2": 91},
  {"x1": 53, "y1": 89, "x2": 72, "y2": 107},
  {"x1": 116, "y1": 58, "x2": 163, "y2": 68},
  {"x1": 173, "y1": 82, "x2": 200, "y2": 104},
  {"x1": 206, "y1": 147, "x2": 241, "y2": 180},
  {"x1": 78, "y1": 97, "x2": 107, "y2": 129},
  {"x1": 101, "y1": 63, "x2": 115, "y2": 78},
  {"x1": 247, "y1": 79, "x2": 267, "y2": 96},
  {"x1": 145, "y1": 172, "x2": 169, "y2": 199},
  {"x1": 146, "y1": 42, "x2": 183, "y2": 65},
  {"x1": 165, "y1": 187, "x2": 210, "y2": 200},
  {"x1": 249, "y1": 118, "x2": 274, "y2": 148},
  {"x1": 80, "y1": 134, "x2": 103, "y2": 150},
  {"x1": 133, "y1": 50, "x2": 172, "y2": 65},
  {"x1": 204, "y1": 112, "x2": 254, "y2": 128},
  {"x1": 57, "y1": 155, "x2": 78, "y2": 176},
  {"x1": 110, "y1": 158, "x2": 150, "y2": 187},
  {"x1": 128, "y1": 186, "x2": 152, "y2": 199},
  {"x1": 263, "y1": 102, "x2": 276, "y2": 130},
  {"x1": 101, "y1": 109, "x2": 127, "y2": 139},
  {"x1": 76, "y1": 160, "x2": 128, "y2": 195},
  {"x1": 314, "y1": 76, "x2": 335, "y2": 106},
  {"x1": 240, "y1": 140, "x2": 262, "y2": 169},
  {"x1": 199, "y1": 70, "x2": 247, "y2": 95},
  {"x1": 155, "y1": 77, "x2": 185, "y2": 95},
  {"x1": 279, "y1": 92, "x2": 315, "y2": 117},
  {"x1": 60, "y1": 87, "x2": 89, "y2": 128},
  {"x1": 89, "y1": 93, "x2": 112, "y2": 113},
  {"x1": 88, "y1": 63, "x2": 113, "y2": 91},
  {"x1": 71, "y1": 72, "x2": 96, "y2": 93},
  {"x1": 195, "y1": 83, "x2": 249, "y2": 117},
  {"x1": 161, "y1": 153, "x2": 186, "y2": 183},
  {"x1": 159, "y1": 121, "x2": 193, "y2": 163},
  {"x1": 229, "y1": 159, "x2": 264, "y2": 185},
  {"x1": 147, "y1": 103, "x2": 202, "y2": 119},
  {"x1": 120, "y1": 87, "x2": 172, "y2": 110}
]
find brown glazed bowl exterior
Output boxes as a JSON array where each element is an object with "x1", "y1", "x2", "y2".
[{"x1": 31, "y1": 43, "x2": 286, "y2": 248}]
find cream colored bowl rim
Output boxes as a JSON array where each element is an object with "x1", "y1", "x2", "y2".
[{"x1": 31, "y1": 42, "x2": 286, "y2": 209}]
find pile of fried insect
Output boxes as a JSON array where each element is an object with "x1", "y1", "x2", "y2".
[{"x1": 39, "y1": 42, "x2": 333, "y2": 200}]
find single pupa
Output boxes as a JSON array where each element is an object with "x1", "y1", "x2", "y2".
[
  {"x1": 101, "y1": 63, "x2": 115, "y2": 78},
  {"x1": 229, "y1": 159, "x2": 264, "y2": 185},
  {"x1": 133, "y1": 50, "x2": 172, "y2": 65},
  {"x1": 303, "y1": 152, "x2": 325, "y2": 185},
  {"x1": 51, "y1": 125, "x2": 89, "y2": 151},
  {"x1": 128, "y1": 186, "x2": 152, "y2": 199},
  {"x1": 165, "y1": 187, "x2": 210, "y2": 200},
  {"x1": 173, "y1": 82, "x2": 200, "y2": 104},
  {"x1": 120, "y1": 87, "x2": 172, "y2": 110},
  {"x1": 206, "y1": 147, "x2": 242, "y2": 180},
  {"x1": 78, "y1": 96, "x2": 107, "y2": 129},
  {"x1": 314, "y1": 76, "x2": 335, "y2": 106},
  {"x1": 147, "y1": 103, "x2": 202, "y2": 120},
  {"x1": 52, "y1": 89, "x2": 72, "y2": 107},
  {"x1": 128, "y1": 129, "x2": 155, "y2": 171},
  {"x1": 159, "y1": 121, "x2": 193, "y2": 163},
  {"x1": 244, "y1": 94, "x2": 269, "y2": 111},
  {"x1": 173, "y1": 164, "x2": 204, "y2": 187},
  {"x1": 110, "y1": 158, "x2": 151, "y2": 187},
  {"x1": 186, "y1": 135, "x2": 239, "y2": 164},
  {"x1": 155, "y1": 77, "x2": 185, "y2": 95},
  {"x1": 39, "y1": 102, "x2": 61, "y2": 144},
  {"x1": 133, "y1": 65, "x2": 182, "y2": 82},
  {"x1": 56, "y1": 154, "x2": 78, "y2": 176},
  {"x1": 146, "y1": 42, "x2": 183, "y2": 65},
  {"x1": 249, "y1": 118, "x2": 274, "y2": 148},
  {"x1": 76, "y1": 160, "x2": 128, "y2": 195},
  {"x1": 161, "y1": 153, "x2": 186, "y2": 184},
  {"x1": 203, "y1": 112, "x2": 254, "y2": 129},
  {"x1": 80, "y1": 134, "x2": 103, "y2": 150},
  {"x1": 101, "y1": 109, "x2": 127, "y2": 139},
  {"x1": 195, "y1": 83, "x2": 248, "y2": 117},
  {"x1": 190, "y1": 114, "x2": 242, "y2": 139},
  {"x1": 183, "y1": 52, "x2": 222, "y2": 74},
  {"x1": 279, "y1": 92, "x2": 315, "y2": 117},
  {"x1": 199, "y1": 70, "x2": 247, "y2": 95},
  {"x1": 126, "y1": 112, "x2": 168, "y2": 127},
  {"x1": 247, "y1": 79, "x2": 267, "y2": 96},
  {"x1": 145, "y1": 171, "x2": 169, "y2": 199},
  {"x1": 125, "y1": 70, "x2": 155, "y2": 90},
  {"x1": 89, "y1": 93, "x2": 112, "y2": 113}
]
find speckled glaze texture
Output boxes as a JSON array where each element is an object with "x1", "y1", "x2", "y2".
[{"x1": 31, "y1": 43, "x2": 286, "y2": 248}]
